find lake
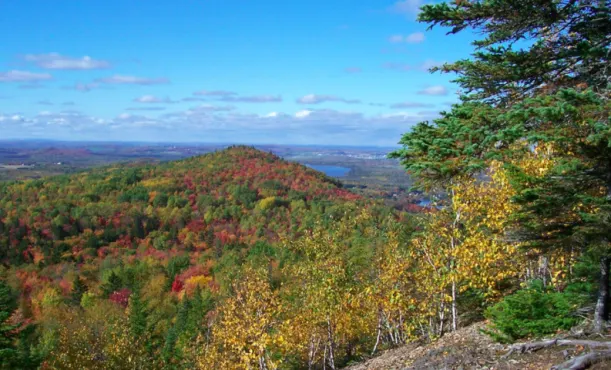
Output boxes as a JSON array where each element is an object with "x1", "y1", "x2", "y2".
[
  {"x1": 306, "y1": 164, "x2": 351, "y2": 177},
  {"x1": 418, "y1": 199, "x2": 431, "y2": 207}
]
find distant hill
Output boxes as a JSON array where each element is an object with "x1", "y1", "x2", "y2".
[
  {"x1": 38, "y1": 147, "x2": 94, "y2": 157},
  {"x1": 0, "y1": 145, "x2": 365, "y2": 266}
]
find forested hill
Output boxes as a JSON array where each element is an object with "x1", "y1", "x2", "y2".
[
  {"x1": 0, "y1": 145, "x2": 368, "y2": 266},
  {"x1": 0, "y1": 145, "x2": 408, "y2": 369}
]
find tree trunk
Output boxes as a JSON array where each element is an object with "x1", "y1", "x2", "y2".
[
  {"x1": 594, "y1": 256, "x2": 610, "y2": 333},
  {"x1": 308, "y1": 341, "x2": 314, "y2": 370},
  {"x1": 552, "y1": 351, "x2": 611, "y2": 370},
  {"x1": 323, "y1": 346, "x2": 327, "y2": 370},
  {"x1": 398, "y1": 311, "x2": 405, "y2": 343},
  {"x1": 540, "y1": 255, "x2": 549, "y2": 288},
  {"x1": 308, "y1": 336, "x2": 319, "y2": 370},
  {"x1": 505, "y1": 338, "x2": 611, "y2": 357},
  {"x1": 372, "y1": 313, "x2": 382, "y2": 355},
  {"x1": 449, "y1": 200, "x2": 460, "y2": 333},
  {"x1": 438, "y1": 298, "x2": 445, "y2": 336},
  {"x1": 327, "y1": 316, "x2": 336, "y2": 370},
  {"x1": 451, "y1": 280, "x2": 458, "y2": 332}
]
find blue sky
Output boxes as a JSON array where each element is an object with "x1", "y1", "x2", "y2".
[{"x1": 0, "y1": 0, "x2": 475, "y2": 146}]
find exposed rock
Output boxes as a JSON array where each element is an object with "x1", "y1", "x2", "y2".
[{"x1": 346, "y1": 322, "x2": 611, "y2": 370}]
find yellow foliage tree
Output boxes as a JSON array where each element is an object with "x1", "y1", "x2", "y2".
[
  {"x1": 197, "y1": 268, "x2": 281, "y2": 370},
  {"x1": 408, "y1": 160, "x2": 522, "y2": 335},
  {"x1": 368, "y1": 228, "x2": 422, "y2": 353},
  {"x1": 180, "y1": 275, "x2": 212, "y2": 299},
  {"x1": 47, "y1": 301, "x2": 158, "y2": 369},
  {"x1": 280, "y1": 211, "x2": 375, "y2": 369},
  {"x1": 257, "y1": 196, "x2": 277, "y2": 211}
]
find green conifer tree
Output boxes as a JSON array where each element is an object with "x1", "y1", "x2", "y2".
[
  {"x1": 0, "y1": 281, "x2": 19, "y2": 367},
  {"x1": 101, "y1": 271, "x2": 123, "y2": 298},
  {"x1": 70, "y1": 276, "x2": 87, "y2": 305},
  {"x1": 0, "y1": 281, "x2": 38, "y2": 369},
  {"x1": 128, "y1": 289, "x2": 148, "y2": 338},
  {"x1": 162, "y1": 297, "x2": 189, "y2": 363},
  {"x1": 391, "y1": 0, "x2": 611, "y2": 330}
]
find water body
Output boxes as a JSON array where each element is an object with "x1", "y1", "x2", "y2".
[
  {"x1": 305, "y1": 164, "x2": 351, "y2": 177},
  {"x1": 418, "y1": 199, "x2": 431, "y2": 207},
  {"x1": 418, "y1": 198, "x2": 444, "y2": 210}
]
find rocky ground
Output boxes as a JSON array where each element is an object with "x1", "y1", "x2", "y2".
[{"x1": 346, "y1": 322, "x2": 611, "y2": 370}]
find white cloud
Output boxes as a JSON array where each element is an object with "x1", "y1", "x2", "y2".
[
  {"x1": 63, "y1": 82, "x2": 107, "y2": 92},
  {"x1": 71, "y1": 82, "x2": 99, "y2": 92},
  {"x1": 296, "y1": 109, "x2": 363, "y2": 121},
  {"x1": 295, "y1": 110, "x2": 312, "y2": 118},
  {"x1": 181, "y1": 97, "x2": 208, "y2": 102},
  {"x1": 220, "y1": 95, "x2": 282, "y2": 103},
  {"x1": 133, "y1": 95, "x2": 175, "y2": 103},
  {"x1": 96, "y1": 75, "x2": 170, "y2": 85},
  {"x1": 405, "y1": 32, "x2": 425, "y2": 43},
  {"x1": 380, "y1": 111, "x2": 421, "y2": 120},
  {"x1": 388, "y1": 32, "x2": 425, "y2": 44},
  {"x1": 1, "y1": 107, "x2": 442, "y2": 145},
  {"x1": 296, "y1": 94, "x2": 361, "y2": 105},
  {"x1": 111, "y1": 113, "x2": 166, "y2": 128},
  {"x1": 417, "y1": 85, "x2": 449, "y2": 96},
  {"x1": 389, "y1": 35, "x2": 404, "y2": 43},
  {"x1": 1, "y1": 110, "x2": 112, "y2": 132},
  {"x1": 126, "y1": 107, "x2": 167, "y2": 111},
  {"x1": 134, "y1": 95, "x2": 162, "y2": 103},
  {"x1": 390, "y1": 101, "x2": 435, "y2": 108},
  {"x1": 0, "y1": 114, "x2": 25, "y2": 123},
  {"x1": 187, "y1": 104, "x2": 236, "y2": 112},
  {"x1": 188, "y1": 90, "x2": 281, "y2": 103},
  {"x1": 23, "y1": 53, "x2": 111, "y2": 70},
  {"x1": 193, "y1": 90, "x2": 237, "y2": 97},
  {"x1": 0, "y1": 70, "x2": 52, "y2": 82},
  {"x1": 389, "y1": 0, "x2": 424, "y2": 17}
]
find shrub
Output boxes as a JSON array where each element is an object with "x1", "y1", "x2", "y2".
[
  {"x1": 484, "y1": 280, "x2": 586, "y2": 343},
  {"x1": 257, "y1": 196, "x2": 277, "y2": 210},
  {"x1": 153, "y1": 192, "x2": 169, "y2": 207}
]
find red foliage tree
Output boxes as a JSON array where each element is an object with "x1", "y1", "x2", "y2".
[
  {"x1": 109, "y1": 288, "x2": 131, "y2": 308},
  {"x1": 171, "y1": 278, "x2": 184, "y2": 293}
]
